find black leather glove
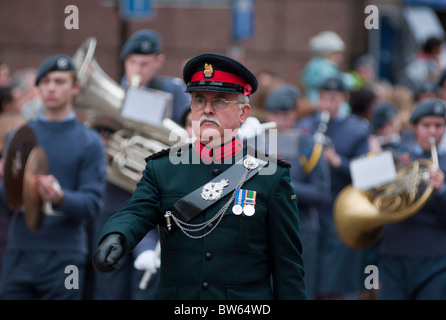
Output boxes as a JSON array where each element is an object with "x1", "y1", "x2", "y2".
[{"x1": 92, "y1": 233, "x2": 125, "y2": 273}]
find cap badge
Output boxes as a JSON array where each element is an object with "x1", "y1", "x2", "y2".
[
  {"x1": 203, "y1": 63, "x2": 214, "y2": 78},
  {"x1": 434, "y1": 103, "x2": 444, "y2": 115},
  {"x1": 57, "y1": 57, "x2": 69, "y2": 69},
  {"x1": 140, "y1": 40, "x2": 152, "y2": 53}
]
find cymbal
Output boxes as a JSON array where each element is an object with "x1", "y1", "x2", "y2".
[
  {"x1": 23, "y1": 146, "x2": 49, "y2": 232},
  {"x1": 3, "y1": 125, "x2": 38, "y2": 210}
]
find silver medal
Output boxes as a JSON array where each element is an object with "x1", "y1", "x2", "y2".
[
  {"x1": 243, "y1": 204, "x2": 255, "y2": 216},
  {"x1": 243, "y1": 156, "x2": 259, "y2": 170},
  {"x1": 232, "y1": 204, "x2": 243, "y2": 215}
]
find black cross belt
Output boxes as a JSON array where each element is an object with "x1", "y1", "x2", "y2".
[{"x1": 169, "y1": 155, "x2": 267, "y2": 224}]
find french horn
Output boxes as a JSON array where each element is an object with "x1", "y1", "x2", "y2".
[
  {"x1": 334, "y1": 137, "x2": 439, "y2": 249},
  {"x1": 72, "y1": 37, "x2": 189, "y2": 193}
]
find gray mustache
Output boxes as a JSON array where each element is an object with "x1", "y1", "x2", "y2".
[{"x1": 199, "y1": 115, "x2": 220, "y2": 126}]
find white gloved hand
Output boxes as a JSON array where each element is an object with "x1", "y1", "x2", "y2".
[{"x1": 133, "y1": 250, "x2": 161, "y2": 273}]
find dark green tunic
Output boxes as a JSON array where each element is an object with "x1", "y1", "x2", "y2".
[{"x1": 99, "y1": 144, "x2": 307, "y2": 300}]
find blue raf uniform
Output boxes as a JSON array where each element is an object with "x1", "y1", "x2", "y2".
[
  {"x1": 0, "y1": 55, "x2": 107, "y2": 299},
  {"x1": 119, "y1": 29, "x2": 190, "y2": 125},
  {"x1": 380, "y1": 98, "x2": 446, "y2": 299},
  {"x1": 296, "y1": 76, "x2": 373, "y2": 298},
  {"x1": 264, "y1": 84, "x2": 331, "y2": 299}
]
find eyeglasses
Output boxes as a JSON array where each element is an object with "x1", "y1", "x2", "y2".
[{"x1": 190, "y1": 96, "x2": 241, "y2": 111}]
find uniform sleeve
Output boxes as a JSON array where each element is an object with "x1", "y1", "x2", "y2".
[
  {"x1": 99, "y1": 159, "x2": 161, "y2": 255},
  {"x1": 268, "y1": 167, "x2": 308, "y2": 300},
  {"x1": 132, "y1": 229, "x2": 160, "y2": 257},
  {"x1": 54, "y1": 132, "x2": 107, "y2": 220},
  {"x1": 291, "y1": 136, "x2": 331, "y2": 206}
]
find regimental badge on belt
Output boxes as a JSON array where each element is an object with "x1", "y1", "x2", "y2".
[{"x1": 232, "y1": 188, "x2": 257, "y2": 216}]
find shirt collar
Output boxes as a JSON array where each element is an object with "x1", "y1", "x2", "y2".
[{"x1": 39, "y1": 111, "x2": 76, "y2": 122}]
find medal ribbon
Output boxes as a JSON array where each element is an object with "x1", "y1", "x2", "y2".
[{"x1": 234, "y1": 189, "x2": 256, "y2": 209}]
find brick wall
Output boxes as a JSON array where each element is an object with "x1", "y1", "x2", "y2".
[{"x1": 0, "y1": 0, "x2": 375, "y2": 90}]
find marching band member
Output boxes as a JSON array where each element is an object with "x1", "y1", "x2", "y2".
[
  {"x1": 93, "y1": 52, "x2": 308, "y2": 300},
  {"x1": 264, "y1": 84, "x2": 331, "y2": 299},
  {"x1": 296, "y1": 75, "x2": 374, "y2": 299},
  {"x1": 379, "y1": 98, "x2": 446, "y2": 300},
  {"x1": 0, "y1": 55, "x2": 106, "y2": 299}
]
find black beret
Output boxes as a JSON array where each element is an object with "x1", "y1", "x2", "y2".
[
  {"x1": 372, "y1": 101, "x2": 397, "y2": 131},
  {"x1": 35, "y1": 55, "x2": 76, "y2": 85},
  {"x1": 265, "y1": 85, "x2": 300, "y2": 111},
  {"x1": 318, "y1": 75, "x2": 349, "y2": 92},
  {"x1": 183, "y1": 52, "x2": 258, "y2": 96},
  {"x1": 410, "y1": 98, "x2": 446, "y2": 123},
  {"x1": 120, "y1": 29, "x2": 161, "y2": 60}
]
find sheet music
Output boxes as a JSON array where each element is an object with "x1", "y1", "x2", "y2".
[{"x1": 350, "y1": 151, "x2": 396, "y2": 190}]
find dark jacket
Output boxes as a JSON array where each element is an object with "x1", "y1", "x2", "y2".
[{"x1": 99, "y1": 143, "x2": 307, "y2": 300}]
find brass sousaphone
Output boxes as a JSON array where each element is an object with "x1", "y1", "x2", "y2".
[
  {"x1": 334, "y1": 137, "x2": 439, "y2": 249},
  {"x1": 72, "y1": 37, "x2": 189, "y2": 193}
]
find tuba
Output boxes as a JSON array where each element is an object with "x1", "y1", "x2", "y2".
[
  {"x1": 333, "y1": 137, "x2": 439, "y2": 249},
  {"x1": 72, "y1": 37, "x2": 189, "y2": 193}
]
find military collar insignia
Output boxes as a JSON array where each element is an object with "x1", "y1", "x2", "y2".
[{"x1": 203, "y1": 63, "x2": 214, "y2": 78}]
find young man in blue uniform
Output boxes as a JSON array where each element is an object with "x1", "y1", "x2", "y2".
[
  {"x1": 0, "y1": 55, "x2": 107, "y2": 299},
  {"x1": 120, "y1": 29, "x2": 190, "y2": 125},
  {"x1": 93, "y1": 52, "x2": 307, "y2": 300},
  {"x1": 296, "y1": 75, "x2": 373, "y2": 299},
  {"x1": 264, "y1": 84, "x2": 331, "y2": 299},
  {"x1": 379, "y1": 98, "x2": 446, "y2": 300}
]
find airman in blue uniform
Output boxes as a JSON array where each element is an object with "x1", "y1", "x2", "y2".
[
  {"x1": 264, "y1": 84, "x2": 331, "y2": 299},
  {"x1": 296, "y1": 75, "x2": 373, "y2": 299}
]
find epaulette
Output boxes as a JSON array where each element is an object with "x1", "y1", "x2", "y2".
[
  {"x1": 145, "y1": 143, "x2": 193, "y2": 163},
  {"x1": 246, "y1": 145, "x2": 291, "y2": 168},
  {"x1": 145, "y1": 148, "x2": 171, "y2": 163}
]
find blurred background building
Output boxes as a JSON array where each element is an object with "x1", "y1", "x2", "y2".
[{"x1": 0, "y1": 0, "x2": 445, "y2": 92}]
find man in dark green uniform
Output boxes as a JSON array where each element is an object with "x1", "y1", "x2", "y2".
[{"x1": 93, "y1": 52, "x2": 307, "y2": 300}]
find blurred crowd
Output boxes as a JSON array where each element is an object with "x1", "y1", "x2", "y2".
[{"x1": 1, "y1": 28, "x2": 446, "y2": 300}]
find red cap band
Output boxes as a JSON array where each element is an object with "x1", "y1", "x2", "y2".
[{"x1": 190, "y1": 70, "x2": 252, "y2": 95}]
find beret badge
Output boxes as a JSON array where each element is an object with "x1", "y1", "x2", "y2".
[
  {"x1": 140, "y1": 40, "x2": 152, "y2": 53},
  {"x1": 57, "y1": 57, "x2": 69, "y2": 69},
  {"x1": 434, "y1": 102, "x2": 444, "y2": 115}
]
